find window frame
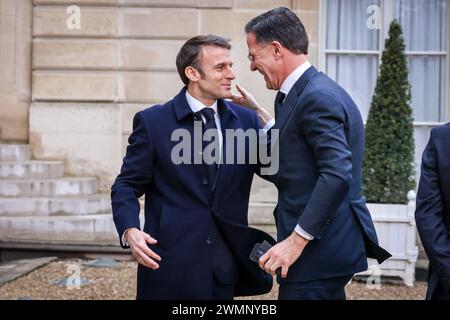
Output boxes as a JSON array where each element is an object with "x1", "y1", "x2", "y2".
[{"x1": 318, "y1": 0, "x2": 449, "y2": 124}]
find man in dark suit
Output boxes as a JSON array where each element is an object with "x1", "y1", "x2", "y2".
[
  {"x1": 233, "y1": 7, "x2": 391, "y2": 299},
  {"x1": 415, "y1": 123, "x2": 450, "y2": 300},
  {"x1": 111, "y1": 35, "x2": 275, "y2": 300}
]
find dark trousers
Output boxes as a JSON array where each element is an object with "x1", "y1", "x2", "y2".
[
  {"x1": 278, "y1": 274, "x2": 354, "y2": 300},
  {"x1": 212, "y1": 273, "x2": 234, "y2": 300},
  {"x1": 429, "y1": 283, "x2": 450, "y2": 300},
  {"x1": 426, "y1": 267, "x2": 450, "y2": 300}
]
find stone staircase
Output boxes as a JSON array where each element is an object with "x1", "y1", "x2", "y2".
[
  {"x1": 0, "y1": 143, "x2": 117, "y2": 249},
  {"x1": 0, "y1": 143, "x2": 278, "y2": 251}
]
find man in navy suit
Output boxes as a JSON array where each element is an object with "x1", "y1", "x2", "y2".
[
  {"x1": 233, "y1": 7, "x2": 391, "y2": 299},
  {"x1": 111, "y1": 35, "x2": 275, "y2": 300},
  {"x1": 415, "y1": 123, "x2": 450, "y2": 300}
]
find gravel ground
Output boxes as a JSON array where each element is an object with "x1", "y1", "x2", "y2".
[{"x1": 0, "y1": 259, "x2": 427, "y2": 300}]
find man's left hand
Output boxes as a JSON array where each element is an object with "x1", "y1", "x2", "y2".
[{"x1": 259, "y1": 231, "x2": 309, "y2": 278}]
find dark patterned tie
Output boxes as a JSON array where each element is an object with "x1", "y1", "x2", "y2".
[
  {"x1": 274, "y1": 91, "x2": 286, "y2": 119},
  {"x1": 200, "y1": 108, "x2": 219, "y2": 189}
]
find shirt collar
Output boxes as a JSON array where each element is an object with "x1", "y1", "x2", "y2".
[
  {"x1": 279, "y1": 61, "x2": 312, "y2": 96},
  {"x1": 185, "y1": 90, "x2": 218, "y2": 115}
]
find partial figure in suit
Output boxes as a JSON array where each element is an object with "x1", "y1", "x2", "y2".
[
  {"x1": 232, "y1": 7, "x2": 391, "y2": 300},
  {"x1": 415, "y1": 123, "x2": 450, "y2": 300},
  {"x1": 111, "y1": 35, "x2": 275, "y2": 300}
]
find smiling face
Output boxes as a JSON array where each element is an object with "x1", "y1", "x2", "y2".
[
  {"x1": 187, "y1": 45, "x2": 235, "y2": 105},
  {"x1": 246, "y1": 32, "x2": 283, "y2": 91}
]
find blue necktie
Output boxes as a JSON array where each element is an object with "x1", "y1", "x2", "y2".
[
  {"x1": 200, "y1": 108, "x2": 219, "y2": 189},
  {"x1": 274, "y1": 91, "x2": 286, "y2": 119}
]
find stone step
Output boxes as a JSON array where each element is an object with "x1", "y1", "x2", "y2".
[
  {"x1": 0, "y1": 144, "x2": 30, "y2": 162},
  {"x1": 248, "y1": 202, "x2": 277, "y2": 239},
  {"x1": 0, "y1": 177, "x2": 98, "y2": 197},
  {"x1": 0, "y1": 194, "x2": 111, "y2": 216},
  {"x1": 0, "y1": 214, "x2": 118, "y2": 244},
  {"x1": 0, "y1": 161, "x2": 64, "y2": 179},
  {"x1": 249, "y1": 175, "x2": 278, "y2": 203},
  {"x1": 248, "y1": 201, "x2": 276, "y2": 225}
]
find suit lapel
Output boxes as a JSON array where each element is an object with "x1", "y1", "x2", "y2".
[
  {"x1": 218, "y1": 99, "x2": 234, "y2": 170},
  {"x1": 173, "y1": 92, "x2": 238, "y2": 204},
  {"x1": 173, "y1": 88, "x2": 212, "y2": 204},
  {"x1": 219, "y1": 104, "x2": 233, "y2": 131},
  {"x1": 210, "y1": 100, "x2": 237, "y2": 202},
  {"x1": 272, "y1": 66, "x2": 318, "y2": 133}
]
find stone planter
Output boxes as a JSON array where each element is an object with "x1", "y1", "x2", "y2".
[{"x1": 357, "y1": 191, "x2": 419, "y2": 286}]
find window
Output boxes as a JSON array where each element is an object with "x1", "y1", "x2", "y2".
[{"x1": 320, "y1": 0, "x2": 448, "y2": 122}]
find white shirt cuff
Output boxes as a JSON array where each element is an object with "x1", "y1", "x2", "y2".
[
  {"x1": 122, "y1": 229, "x2": 130, "y2": 246},
  {"x1": 262, "y1": 118, "x2": 275, "y2": 134},
  {"x1": 294, "y1": 224, "x2": 314, "y2": 240}
]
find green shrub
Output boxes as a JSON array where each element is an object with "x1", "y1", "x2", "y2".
[{"x1": 363, "y1": 20, "x2": 416, "y2": 204}]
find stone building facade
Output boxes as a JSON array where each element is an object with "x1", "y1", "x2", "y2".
[
  {"x1": 0, "y1": 1, "x2": 448, "y2": 269},
  {"x1": 0, "y1": 0, "x2": 320, "y2": 192}
]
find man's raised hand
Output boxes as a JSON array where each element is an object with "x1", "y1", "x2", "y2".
[{"x1": 231, "y1": 83, "x2": 261, "y2": 110}]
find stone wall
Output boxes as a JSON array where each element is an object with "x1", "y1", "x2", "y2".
[
  {"x1": 0, "y1": 0, "x2": 32, "y2": 142},
  {"x1": 28, "y1": 0, "x2": 320, "y2": 192}
]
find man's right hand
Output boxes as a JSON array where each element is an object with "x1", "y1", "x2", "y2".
[
  {"x1": 125, "y1": 228, "x2": 161, "y2": 270},
  {"x1": 231, "y1": 83, "x2": 261, "y2": 110},
  {"x1": 232, "y1": 84, "x2": 274, "y2": 127}
]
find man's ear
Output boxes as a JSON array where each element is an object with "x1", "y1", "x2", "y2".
[
  {"x1": 272, "y1": 41, "x2": 283, "y2": 59},
  {"x1": 185, "y1": 66, "x2": 200, "y2": 82}
]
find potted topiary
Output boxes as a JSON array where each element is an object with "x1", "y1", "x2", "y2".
[{"x1": 361, "y1": 20, "x2": 418, "y2": 286}]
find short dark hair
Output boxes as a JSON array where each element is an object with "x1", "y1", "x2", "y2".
[
  {"x1": 245, "y1": 7, "x2": 308, "y2": 55},
  {"x1": 176, "y1": 35, "x2": 231, "y2": 86}
]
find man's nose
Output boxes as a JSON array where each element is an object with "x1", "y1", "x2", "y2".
[
  {"x1": 250, "y1": 62, "x2": 257, "y2": 72},
  {"x1": 226, "y1": 68, "x2": 236, "y2": 80}
]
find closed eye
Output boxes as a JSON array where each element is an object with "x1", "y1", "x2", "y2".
[{"x1": 215, "y1": 63, "x2": 233, "y2": 70}]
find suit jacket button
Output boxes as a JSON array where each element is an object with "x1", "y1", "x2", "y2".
[
  {"x1": 206, "y1": 237, "x2": 213, "y2": 245},
  {"x1": 201, "y1": 178, "x2": 208, "y2": 185}
]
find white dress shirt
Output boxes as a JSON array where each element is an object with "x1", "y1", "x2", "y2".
[
  {"x1": 185, "y1": 90, "x2": 223, "y2": 164},
  {"x1": 280, "y1": 61, "x2": 312, "y2": 98}
]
